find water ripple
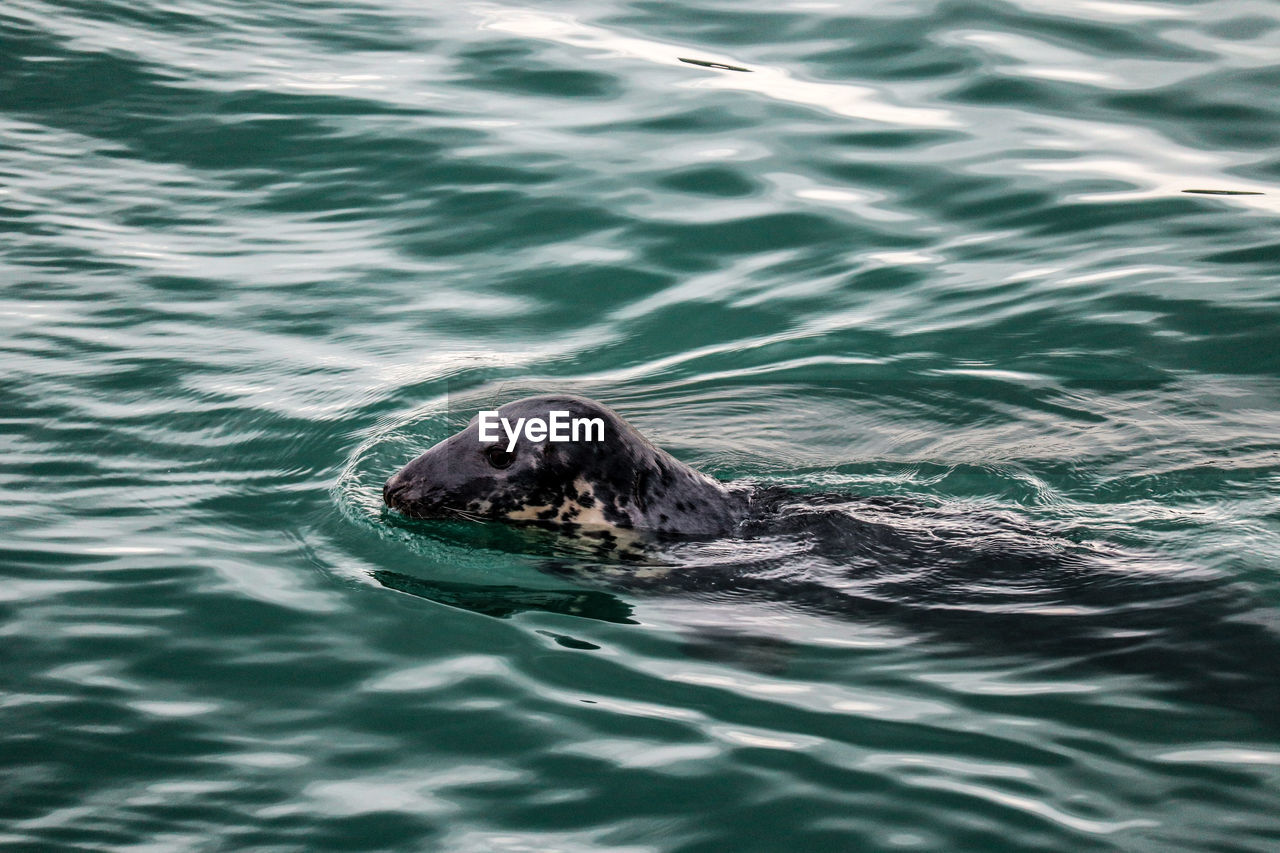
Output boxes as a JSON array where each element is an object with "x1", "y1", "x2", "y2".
[{"x1": 3, "y1": 0, "x2": 1279, "y2": 849}]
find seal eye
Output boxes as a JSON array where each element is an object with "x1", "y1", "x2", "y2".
[{"x1": 484, "y1": 445, "x2": 516, "y2": 469}]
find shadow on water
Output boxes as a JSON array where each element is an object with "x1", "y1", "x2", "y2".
[{"x1": 372, "y1": 569, "x2": 637, "y2": 624}]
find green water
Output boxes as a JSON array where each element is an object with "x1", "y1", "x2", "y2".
[{"x1": 3, "y1": 0, "x2": 1279, "y2": 850}]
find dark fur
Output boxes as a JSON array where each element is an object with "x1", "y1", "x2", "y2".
[{"x1": 384, "y1": 395, "x2": 747, "y2": 546}]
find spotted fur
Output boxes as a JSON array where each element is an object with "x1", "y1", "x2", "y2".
[{"x1": 384, "y1": 395, "x2": 748, "y2": 554}]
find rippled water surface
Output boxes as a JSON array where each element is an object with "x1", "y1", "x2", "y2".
[{"x1": 4, "y1": 0, "x2": 1280, "y2": 850}]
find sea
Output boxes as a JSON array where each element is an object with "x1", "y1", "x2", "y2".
[{"x1": 2, "y1": 1, "x2": 1279, "y2": 850}]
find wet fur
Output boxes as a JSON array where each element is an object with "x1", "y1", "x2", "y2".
[{"x1": 384, "y1": 395, "x2": 748, "y2": 557}]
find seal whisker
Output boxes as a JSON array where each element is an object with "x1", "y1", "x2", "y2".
[{"x1": 442, "y1": 504, "x2": 486, "y2": 522}]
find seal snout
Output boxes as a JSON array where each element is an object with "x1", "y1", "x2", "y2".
[
  {"x1": 383, "y1": 455, "x2": 454, "y2": 519},
  {"x1": 383, "y1": 469, "x2": 416, "y2": 512}
]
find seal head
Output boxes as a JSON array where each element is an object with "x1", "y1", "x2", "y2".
[{"x1": 383, "y1": 395, "x2": 745, "y2": 541}]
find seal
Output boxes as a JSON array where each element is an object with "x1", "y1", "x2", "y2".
[
  {"x1": 383, "y1": 395, "x2": 748, "y2": 549},
  {"x1": 379, "y1": 396, "x2": 1280, "y2": 723}
]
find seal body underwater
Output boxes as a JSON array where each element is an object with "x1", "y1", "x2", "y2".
[
  {"x1": 383, "y1": 395, "x2": 749, "y2": 551},
  {"x1": 380, "y1": 394, "x2": 1280, "y2": 721}
]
